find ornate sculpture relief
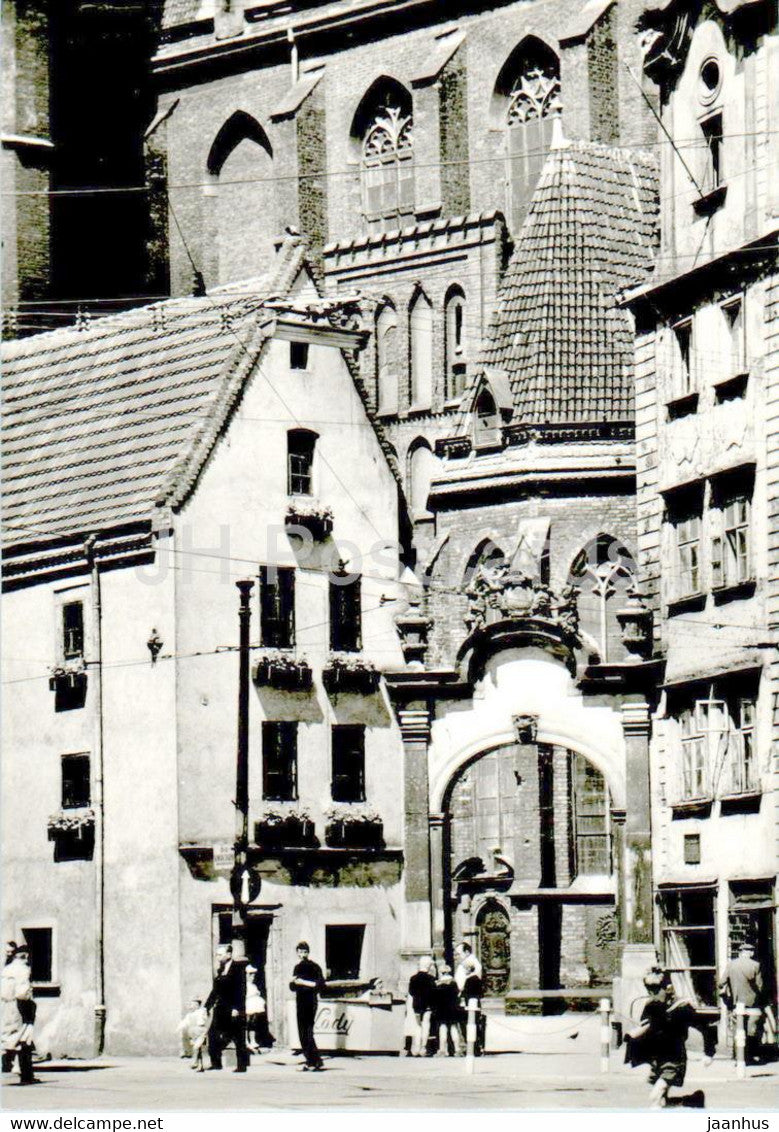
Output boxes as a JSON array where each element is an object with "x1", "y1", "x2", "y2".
[{"x1": 464, "y1": 560, "x2": 579, "y2": 639}]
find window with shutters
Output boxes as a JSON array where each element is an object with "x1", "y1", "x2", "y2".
[
  {"x1": 260, "y1": 566, "x2": 295, "y2": 648},
  {"x1": 670, "y1": 678, "x2": 759, "y2": 804},
  {"x1": 331, "y1": 725, "x2": 366, "y2": 803},
  {"x1": 711, "y1": 483, "x2": 753, "y2": 592},
  {"x1": 330, "y1": 574, "x2": 361, "y2": 653},
  {"x1": 262, "y1": 722, "x2": 298, "y2": 801}
]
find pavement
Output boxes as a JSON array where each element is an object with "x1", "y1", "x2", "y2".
[{"x1": 3, "y1": 1015, "x2": 777, "y2": 1112}]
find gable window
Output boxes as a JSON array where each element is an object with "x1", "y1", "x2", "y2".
[
  {"x1": 376, "y1": 304, "x2": 399, "y2": 415},
  {"x1": 331, "y1": 725, "x2": 366, "y2": 803},
  {"x1": 62, "y1": 754, "x2": 90, "y2": 810},
  {"x1": 325, "y1": 924, "x2": 365, "y2": 981},
  {"x1": 358, "y1": 85, "x2": 414, "y2": 229},
  {"x1": 260, "y1": 566, "x2": 295, "y2": 649},
  {"x1": 409, "y1": 290, "x2": 433, "y2": 409},
  {"x1": 329, "y1": 574, "x2": 361, "y2": 653},
  {"x1": 20, "y1": 927, "x2": 53, "y2": 986},
  {"x1": 445, "y1": 287, "x2": 467, "y2": 400},
  {"x1": 571, "y1": 755, "x2": 611, "y2": 875},
  {"x1": 287, "y1": 429, "x2": 317, "y2": 496},
  {"x1": 498, "y1": 41, "x2": 561, "y2": 232},
  {"x1": 290, "y1": 341, "x2": 309, "y2": 371},
  {"x1": 473, "y1": 387, "x2": 499, "y2": 449},
  {"x1": 262, "y1": 722, "x2": 298, "y2": 801},
  {"x1": 62, "y1": 602, "x2": 84, "y2": 660}
]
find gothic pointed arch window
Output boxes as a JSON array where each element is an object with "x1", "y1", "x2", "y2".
[
  {"x1": 353, "y1": 79, "x2": 414, "y2": 231},
  {"x1": 569, "y1": 534, "x2": 636, "y2": 663},
  {"x1": 445, "y1": 285, "x2": 467, "y2": 401},
  {"x1": 495, "y1": 39, "x2": 562, "y2": 233},
  {"x1": 207, "y1": 111, "x2": 275, "y2": 286},
  {"x1": 376, "y1": 302, "x2": 399, "y2": 415},
  {"x1": 409, "y1": 288, "x2": 433, "y2": 409}
]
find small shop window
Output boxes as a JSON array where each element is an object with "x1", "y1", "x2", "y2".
[
  {"x1": 660, "y1": 887, "x2": 717, "y2": 1006},
  {"x1": 325, "y1": 924, "x2": 365, "y2": 981}
]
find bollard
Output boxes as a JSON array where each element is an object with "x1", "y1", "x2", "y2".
[
  {"x1": 599, "y1": 998, "x2": 611, "y2": 1074},
  {"x1": 734, "y1": 1002, "x2": 746, "y2": 1079},
  {"x1": 465, "y1": 998, "x2": 478, "y2": 1075}
]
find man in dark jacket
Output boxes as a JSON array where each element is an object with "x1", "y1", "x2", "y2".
[
  {"x1": 290, "y1": 942, "x2": 325, "y2": 1071},
  {"x1": 626, "y1": 969, "x2": 698, "y2": 1108},
  {"x1": 205, "y1": 944, "x2": 248, "y2": 1072}
]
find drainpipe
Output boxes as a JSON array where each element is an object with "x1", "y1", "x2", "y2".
[{"x1": 85, "y1": 534, "x2": 106, "y2": 1055}]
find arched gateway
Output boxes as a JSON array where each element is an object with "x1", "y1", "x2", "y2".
[{"x1": 388, "y1": 569, "x2": 661, "y2": 1021}]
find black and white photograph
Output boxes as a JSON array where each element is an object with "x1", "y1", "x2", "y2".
[{"x1": 1, "y1": 0, "x2": 778, "y2": 1124}]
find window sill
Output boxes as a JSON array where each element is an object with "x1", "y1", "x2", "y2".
[
  {"x1": 670, "y1": 797, "x2": 713, "y2": 818},
  {"x1": 693, "y1": 184, "x2": 727, "y2": 217},
  {"x1": 32, "y1": 984, "x2": 61, "y2": 999},
  {"x1": 712, "y1": 579, "x2": 756, "y2": 604},
  {"x1": 714, "y1": 371, "x2": 749, "y2": 401},
  {"x1": 666, "y1": 392, "x2": 699, "y2": 420},
  {"x1": 666, "y1": 593, "x2": 706, "y2": 616}
]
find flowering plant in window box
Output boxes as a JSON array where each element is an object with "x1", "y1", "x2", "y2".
[
  {"x1": 284, "y1": 501, "x2": 334, "y2": 541},
  {"x1": 48, "y1": 657, "x2": 87, "y2": 692},
  {"x1": 253, "y1": 651, "x2": 313, "y2": 691},
  {"x1": 324, "y1": 805, "x2": 384, "y2": 849},
  {"x1": 322, "y1": 654, "x2": 381, "y2": 695},
  {"x1": 47, "y1": 808, "x2": 95, "y2": 840},
  {"x1": 254, "y1": 807, "x2": 316, "y2": 849}
]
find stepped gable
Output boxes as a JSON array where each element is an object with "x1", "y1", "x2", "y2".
[
  {"x1": 1, "y1": 243, "x2": 309, "y2": 551},
  {"x1": 463, "y1": 140, "x2": 658, "y2": 429}
]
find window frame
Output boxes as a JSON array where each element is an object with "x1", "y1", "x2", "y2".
[
  {"x1": 260, "y1": 566, "x2": 295, "y2": 649},
  {"x1": 570, "y1": 754, "x2": 611, "y2": 876},
  {"x1": 18, "y1": 924, "x2": 57, "y2": 990},
  {"x1": 329, "y1": 574, "x2": 362, "y2": 653},
  {"x1": 445, "y1": 288, "x2": 467, "y2": 402},
  {"x1": 324, "y1": 923, "x2": 366, "y2": 982},
  {"x1": 331, "y1": 724, "x2": 366, "y2": 803},
  {"x1": 659, "y1": 887, "x2": 717, "y2": 1007},
  {"x1": 261, "y1": 721, "x2": 298, "y2": 802},
  {"x1": 287, "y1": 429, "x2": 317, "y2": 497},
  {"x1": 61, "y1": 752, "x2": 91, "y2": 810},
  {"x1": 699, "y1": 109, "x2": 724, "y2": 194},
  {"x1": 361, "y1": 103, "x2": 414, "y2": 228}
]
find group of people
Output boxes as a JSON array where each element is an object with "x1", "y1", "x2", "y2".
[
  {"x1": 406, "y1": 942, "x2": 484, "y2": 1058},
  {"x1": 178, "y1": 944, "x2": 276, "y2": 1073},
  {"x1": 2, "y1": 940, "x2": 37, "y2": 1086}
]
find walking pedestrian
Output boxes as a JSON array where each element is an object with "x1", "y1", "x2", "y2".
[
  {"x1": 434, "y1": 964, "x2": 463, "y2": 1056},
  {"x1": 625, "y1": 968, "x2": 700, "y2": 1109},
  {"x1": 719, "y1": 942, "x2": 766, "y2": 1064},
  {"x1": 406, "y1": 956, "x2": 436, "y2": 1057},
  {"x1": 290, "y1": 942, "x2": 325, "y2": 1071},
  {"x1": 2, "y1": 943, "x2": 17, "y2": 1072},
  {"x1": 2, "y1": 945, "x2": 37, "y2": 1085},
  {"x1": 205, "y1": 944, "x2": 249, "y2": 1073}
]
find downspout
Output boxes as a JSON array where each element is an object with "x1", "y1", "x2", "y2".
[{"x1": 85, "y1": 534, "x2": 106, "y2": 1055}]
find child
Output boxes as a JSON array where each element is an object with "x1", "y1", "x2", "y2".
[
  {"x1": 626, "y1": 969, "x2": 698, "y2": 1109},
  {"x1": 434, "y1": 964, "x2": 462, "y2": 1057},
  {"x1": 178, "y1": 998, "x2": 209, "y2": 1072},
  {"x1": 245, "y1": 965, "x2": 273, "y2": 1052}
]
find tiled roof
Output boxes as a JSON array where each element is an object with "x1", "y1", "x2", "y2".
[
  {"x1": 2, "y1": 244, "x2": 308, "y2": 551},
  {"x1": 470, "y1": 140, "x2": 658, "y2": 427}
]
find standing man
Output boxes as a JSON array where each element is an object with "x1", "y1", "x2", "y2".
[
  {"x1": 720, "y1": 941, "x2": 766, "y2": 1064},
  {"x1": 406, "y1": 956, "x2": 436, "y2": 1056},
  {"x1": 205, "y1": 944, "x2": 249, "y2": 1073},
  {"x1": 290, "y1": 941, "x2": 325, "y2": 1072}
]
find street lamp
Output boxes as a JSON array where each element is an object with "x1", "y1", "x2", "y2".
[{"x1": 230, "y1": 579, "x2": 257, "y2": 1004}]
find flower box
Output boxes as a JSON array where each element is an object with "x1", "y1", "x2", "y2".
[
  {"x1": 48, "y1": 658, "x2": 87, "y2": 692},
  {"x1": 322, "y1": 655, "x2": 381, "y2": 695},
  {"x1": 325, "y1": 808, "x2": 384, "y2": 849},
  {"x1": 47, "y1": 808, "x2": 95, "y2": 838},
  {"x1": 284, "y1": 502, "x2": 334, "y2": 541},
  {"x1": 253, "y1": 651, "x2": 313, "y2": 691},
  {"x1": 254, "y1": 810, "x2": 317, "y2": 849}
]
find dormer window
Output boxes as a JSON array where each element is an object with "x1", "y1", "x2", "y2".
[{"x1": 473, "y1": 387, "x2": 499, "y2": 449}]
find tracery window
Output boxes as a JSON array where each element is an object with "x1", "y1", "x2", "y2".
[
  {"x1": 361, "y1": 102, "x2": 414, "y2": 226},
  {"x1": 501, "y1": 44, "x2": 562, "y2": 231}
]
